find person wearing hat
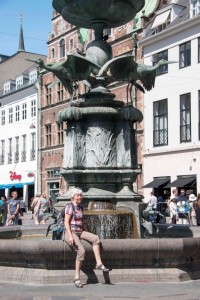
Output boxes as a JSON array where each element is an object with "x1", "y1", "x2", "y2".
[
  {"x1": 189, "y1": 194, "x2": 197, "y2": 226},
  {"x1": 195, "y1": 194, "x2": 200, "y2": 226}
]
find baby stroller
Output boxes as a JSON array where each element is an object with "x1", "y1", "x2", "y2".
[{"x1": 141, "y1": 205, "x2": 166, "y2": 238}]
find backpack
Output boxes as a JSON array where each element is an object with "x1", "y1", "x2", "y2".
[{"x1": 46, "y1": 207, "x2": 65, "y2": 240}]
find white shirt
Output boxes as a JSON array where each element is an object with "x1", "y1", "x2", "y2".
[{"x1": 148, "y1": 195, "x2": 157, "y2": 209}]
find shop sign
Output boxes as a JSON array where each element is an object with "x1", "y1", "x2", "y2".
[
  {"x1": 27, "y1": 172, "x2": 35, "y2": 177},
  {"x1": 10, "y1": 171, "x2": 22, "y2": 181}
]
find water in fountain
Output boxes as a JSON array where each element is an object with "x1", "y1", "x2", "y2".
[{"x1": 85, "y1": 210, "x2": 135, "y2": 239}]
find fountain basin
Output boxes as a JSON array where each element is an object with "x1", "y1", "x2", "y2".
[
  {"x1": 0, "y1": 238, "x2": 200, "y2": 270},
  {"x1": 52, "y1": 0, "x2": 145, "y2": 29}
]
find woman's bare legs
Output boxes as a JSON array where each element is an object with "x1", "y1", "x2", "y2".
[
  {"x1": 93, "y1": 244, "x2": 102, "y2": 266},
  {"x1": 93, "y1": 244, "x2": 109, "y2": 272},
  {"x1": 75, "y1": 259, "x2": 82, "y2": 279}
]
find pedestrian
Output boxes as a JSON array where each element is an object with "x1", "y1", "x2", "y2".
[
  {"x1": 65, "y1": 188, "x2": 109, "y2": 288},
  {"x1": 19, "y1": 196, "x2": 26, "y2": 218},
  {"x1": 171, "y1": 188, "x2": 178, "y2": 201},
  {"x1": 35, "y1": 192, "x2": 49, "y2": 225},
  {"x1": 169, "y1": 198, "x2": 178, "y2": 224},
  {"x1": 31, "y1": 193, "x2": 41, "y2": 224},
  {"x1": 194, "y1": 194, "x2": 200, "y2": 226},
  {"x1": 176, "y1": 197, "x2": 190, "y2": 224},
  {"x1": 177, "y1": 189, "x2": 188, "y2": 203},
  {"x1": 1, "y1": 196, "x2": 7, "y2": 225},
  {"x1": 147, "y1": 191, "x2": 157, "y2": 210},
  {"x1": 188, "y1": 193, "x2": 197, "y2": 225},
  {"x1": 7, "y1": 191, "x2": 20, "y2": 225}
]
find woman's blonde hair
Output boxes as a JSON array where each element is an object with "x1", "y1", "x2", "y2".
[{"x1": 71, "y1": 188, "x2": 82, "y2": 199}]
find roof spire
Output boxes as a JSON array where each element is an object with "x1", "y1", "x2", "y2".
[{"x1": 18, "y1": 12, "x2": 25, "y2": 52}]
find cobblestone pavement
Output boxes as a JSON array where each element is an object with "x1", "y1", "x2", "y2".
[{"x1": 0, "y1": 280, "x2": 200, "y2": 300}]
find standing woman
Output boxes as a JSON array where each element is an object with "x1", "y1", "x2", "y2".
[
  {"x1": 65, "y1": 188, "x2": 109, "y2": 288},
  {"x1": 7, "y1": 191, "x2": 20, "y2": 225},
  {"x1": 36, "y1": 193, "x2": 49, "y2": 225}
]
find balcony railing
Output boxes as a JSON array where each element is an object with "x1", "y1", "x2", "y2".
[
  {"x1": 180, "y1": 124, "x2": 191, "y2": 142},
  {"x1": 21, "y1": 151, "x2": 26, "y2": 162},
  {"x1": 0, "y1": 155, "x2": 4, "y2": 165},
  {"x1": 30, "y1": 149, "x2": 36, "y2": 161},
  {"x1": 8, "y1": 153, "x2": 12, "y2": 164},
  {"x1": 153, "y1": 129, "x2": 168, "y2": 146},
  {"x1": 14, "y1": 152, "x2": 19, "y2": 163}
]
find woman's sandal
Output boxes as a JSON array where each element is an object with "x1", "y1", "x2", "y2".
[
  {"x1": 95, "y1": 264, "x2": 109, "y2": 272},
  {"x1": 73, "y1": 278, "x2": 83, "y2": 288}
]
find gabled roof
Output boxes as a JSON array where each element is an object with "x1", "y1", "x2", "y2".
[
  {"x1": 0, "y1": 51, "x2": 46, "y2": 91},
  {"x1": 143, "y1": 0, "x2": 190, "y2": 39}
]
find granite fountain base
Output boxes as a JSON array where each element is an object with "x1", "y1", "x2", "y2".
[{"x1": 1, "y1": 225, "x2": 200, "y2": 284}]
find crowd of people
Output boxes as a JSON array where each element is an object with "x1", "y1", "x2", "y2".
[
  {"x1": 146, "y1": 189, "x2": 200, "y2": 225},
  {"x1": 0, "y1": 192, "x2": 27, "y2": 226},
  {"x1": 0, "y1": 191, "x2": 52, "y2": 226}
]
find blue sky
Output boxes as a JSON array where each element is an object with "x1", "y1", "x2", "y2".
[{"x1": 0, "y1": 0, "x2": 53, "y2": 56}]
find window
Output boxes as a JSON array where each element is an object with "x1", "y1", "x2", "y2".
[
  {"x1": 57, "y1": 82, "x2": 64, "y2": 101},
  {"x1": 198, "y1": 38, "x2": 200, "y2": 63},
  {"x1": 15, "y1": 105, "x2": 20, "y2": 122},
  {"x1": 180, "y1": 93, "x2": 191, "y2": 142},
  {"x1": 153, "y1": 99, "x2": 168, "y2": 146},
  {"x1": 9, "y1": 108, "x2": 13, "y2": 123},
  {"x1": 30, "y1": 133, "x2": 36, "y2": 161},
  {"x1": 57, "y1": 122, "x2": 64, "y2": 144},
  {"x1": 22, "y1": 103, "x2": 27, "y2": 120},
  {"x1": 29, "y1": 70, "x2": 37, "y2": 84},
  {"x1": 21, "y1": 135, "x2": 26, "y2": 162},
  {"x1": 46, "y1": 86, "x2": 52, "y2": 105},
  {"x1": 190, "y1": 0, "x2": 200, "y2": 17},
  {"x1": 153, "y1": 50, "x2": 168, "y2": 76},
  {"x1": 0, "y1": 140, "x2": 5, "y2": 165},
  {"x1": 8, "y1": 138, "x2": 12, "y2": 164},
  {"x1": 179, "y1": 41, "x2": 191, "y2": 68},
  {"x1": 1, "y1": 110, "x2": 5, "y2": 125},
  {"x1": 14, "y1": 136, "x2": 19, "y2": 163},
  {"x1": 69, "y1": 38, "x2": 74, "y2": 51},
  {"x1": 31, "y1": 99, "x2": 36, "y2": 117},
  {"x1": 16, "y1": 77, "x2": 23, "y2": 89},
  {"x1": 51, "y1": 48, "x2": 55, "y2": 59},
  {"x1": 59, "y1": 39, "x2": 65, "y2": 58},
  {"x1": 45, "y1": 124, "x2": 52, "y2": 147},
  {"x1": 4, "y1": 82, "x2": 10, "y2": 94}
]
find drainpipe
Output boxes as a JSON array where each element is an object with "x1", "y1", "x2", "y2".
[{"x1": 35, "y1": 73, "x2": 43, "y2": 194}]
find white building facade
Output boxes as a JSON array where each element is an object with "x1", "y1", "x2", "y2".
[
  {"x1": 139, "y1": 0, "x2": 200, "y2": 199},
  {"x1": 0, "y1": 65, "x2": 40, "y2": 207}
]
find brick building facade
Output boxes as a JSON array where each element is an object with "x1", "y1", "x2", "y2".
[{"x1": 40, "y1": 1, "x2": 164, "y2": 198}]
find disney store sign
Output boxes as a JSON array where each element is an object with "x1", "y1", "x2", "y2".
[{"x1": 10, "y1": 171, "x2": 22, "y2": 181}]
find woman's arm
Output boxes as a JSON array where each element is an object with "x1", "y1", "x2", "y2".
[{"x1": 64, "y1": 213, "x2": 74, "y2": 245}]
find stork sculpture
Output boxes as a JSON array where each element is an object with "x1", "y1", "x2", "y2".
[
  {"x1": 26, "y1": 53, "x2": 100, "y2": 97},
  {"x1": 98, "y1": 55, "x2": 176, "y2": 104}
]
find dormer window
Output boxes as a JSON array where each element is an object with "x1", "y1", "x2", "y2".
[
  {"x1": 4, "y1": 82, "x2": 10, "y2": 94},
  {"x1": 3, "y1": 80, "x2": 15, "y2": 94},
  {"x1": 29, "y1": 70, "x2": 37, "y2": 84},
  {"x1": 16, "y1": 76, "x2": 23, "y2": 90},
  {"x1": 16, "y1": 75, "x2": 28, "y2": 90},
  {"x1": 151, "y1": 10, "x2": 171, "y2": 34},
  {"x1": 190, "y1": 0, "x2": 200, "y2": 18}
]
